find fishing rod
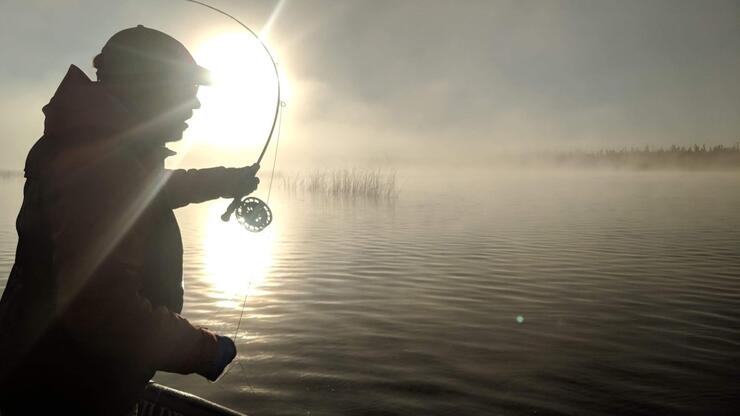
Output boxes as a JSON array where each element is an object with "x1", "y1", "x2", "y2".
[
  {"x1": 184, "y1": 0, "x2": 283, "y2": 232},
  {"x1": 180, "y1": 0, "x2": 286, "y2": 386}
]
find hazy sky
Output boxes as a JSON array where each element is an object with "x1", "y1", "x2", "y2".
[{"x1": 1, "y1": 0, "x2": 739, "y2": 169}]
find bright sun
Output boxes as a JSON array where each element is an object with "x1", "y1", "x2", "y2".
[
  {"x1": 187, "y1": 32, "x2": 280, "y2": 149},
  {"x1": 182, "y1": 32, "x2": 285, "y2": 308}
]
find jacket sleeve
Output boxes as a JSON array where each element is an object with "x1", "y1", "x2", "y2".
[
  {"x1": 50, "y1": 155, "x2": 219, "y2": 376},
  {"x1": 162, "y1": 167, "x2": 239, "y2": 209}
]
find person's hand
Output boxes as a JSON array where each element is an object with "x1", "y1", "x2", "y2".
[
  {"x1": 225, "y1": 163, "x2": 260, "y2": 198},
  {"x1": 204, "y1": 335, "x2": 237, "y2": 381}
]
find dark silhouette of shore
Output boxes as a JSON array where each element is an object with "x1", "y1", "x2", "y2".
[
  {"x1": 547, "y1": 144, "x2": 740, "y2": 170},
  {"x1": 479, "y1": 144, "x2": 740, "y2": 170}
]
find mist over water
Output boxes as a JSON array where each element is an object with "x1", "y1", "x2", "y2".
[
  {"x1": 2, "y1": 1, "x2": 739, "y2": 413},
  {"x1": 2, "y1": 168, "x2": 740, "y2": 415}
]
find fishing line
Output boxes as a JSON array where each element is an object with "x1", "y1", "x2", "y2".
[
  {"x1": 219, "y1": 109, "x2": 284, "y2": 383},
  {"x1": 231, "y1": 108, "x2": 285, "y2": 342}
]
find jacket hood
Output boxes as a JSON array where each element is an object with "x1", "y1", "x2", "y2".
[{"x1": 42, "y1": 65, "x2": 134, "y2": 137}]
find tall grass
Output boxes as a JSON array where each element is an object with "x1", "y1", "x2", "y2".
[{"x1": 276, "y1": 169, "x2": 398, "y2": 200}]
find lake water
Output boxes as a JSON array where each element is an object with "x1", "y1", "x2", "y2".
[{"x1": 1, "y1": 170, "x2": 740, "y2": 415}]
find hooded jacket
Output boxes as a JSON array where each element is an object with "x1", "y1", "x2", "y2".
[{"x1": 0, "y1": 65, "x2": 243, "y2": 415}]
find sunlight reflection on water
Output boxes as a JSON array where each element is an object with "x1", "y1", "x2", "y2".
[{"x1": 201, "y1": 201, "x2": 276, "y2": 307}]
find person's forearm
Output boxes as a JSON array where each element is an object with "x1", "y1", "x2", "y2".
[
  {"x1": 163, "y1": 166, "x2": 259, "y2": 209},
  {"x1": 163, "y1": 167, "x2": 232, "y2": 209},
  {"x1": 56, "y1": 254, "x2": 220, "y2": 377}
]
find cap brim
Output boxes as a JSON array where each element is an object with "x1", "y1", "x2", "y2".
[{"x1": 192, "y1": 64, "x2": 212, "y2": 86}]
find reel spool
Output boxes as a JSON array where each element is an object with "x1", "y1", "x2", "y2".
[{"x1": 234, "y1": 196, "x2": 272, "y2": 232}]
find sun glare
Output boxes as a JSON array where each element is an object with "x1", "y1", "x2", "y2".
[
  {"x1": 188, "y1": 32, "x2": 279, "y2": 149},
  {"x1": 181, "y1": 32, "x2": 289, "y2": 309}
]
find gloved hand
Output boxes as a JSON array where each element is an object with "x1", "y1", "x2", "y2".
[
  {"x1": 203, "y1": 335, "x2": 237, "y2": 381},
  {"x1": 224, "y1": 163, "x2": 260, "y2": 198}
]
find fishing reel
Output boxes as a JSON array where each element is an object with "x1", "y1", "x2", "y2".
[
  {"x1": 221, "y1": 196, "x2": 272, "y2": 232},
  {"x1": 235, "y1": 196, "x2": 272, "y2": 232}
]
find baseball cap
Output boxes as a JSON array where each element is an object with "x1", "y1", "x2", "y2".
[{"x1": 94, "y1": 25, "x2": 211, "y2": 85}]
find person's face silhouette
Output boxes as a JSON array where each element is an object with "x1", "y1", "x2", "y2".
[
  {"x1": 135, "y1": 77, "x2": 201, "y2": 144},
  {"x1": 107, "y1": 75, "x2": 201, "y2": 145}
]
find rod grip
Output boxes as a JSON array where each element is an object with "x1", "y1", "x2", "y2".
[
  {"x1": 221, "y1": 197, "x2": 241, "y2": 222},
  {"x1": 220, "y1": 163, "x2": 261, "y2": 222}
]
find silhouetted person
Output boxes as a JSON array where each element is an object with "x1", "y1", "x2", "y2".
[{"x1": 0, "y1": 25, "x2": 259, "y2": 415}]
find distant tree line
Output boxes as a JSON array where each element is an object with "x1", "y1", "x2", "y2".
[{"x1": 543, "y1": 144, "x2": 740, "y2": 170}]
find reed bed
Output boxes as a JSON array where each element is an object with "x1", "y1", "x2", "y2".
[{"x1": 276, "y1": 169, "x2": 398, "y2": 200}]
